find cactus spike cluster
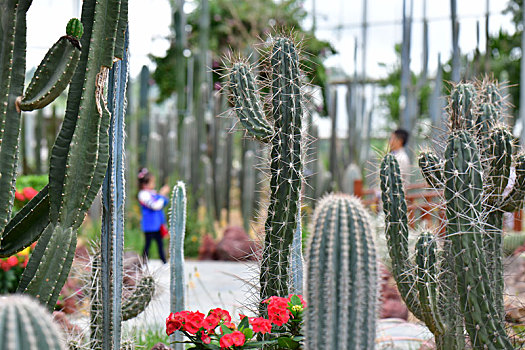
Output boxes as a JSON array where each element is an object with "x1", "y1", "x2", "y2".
[
  {"x1": 227, "y1": 36, "x2": 304, "y2": 302},
  {"x1": 121, "y1": 275, "x2": 155, "y2": 321},
  {"x1": 169, "y1": 181, "x2": 187, "y2": 349},
  {"x1": 304, "y1": 194, "x2": 378, "y2": 350},
  {"x1": 0, "y1": 295, "x2": 65, "y2": 350},
  {"x1": 382, "y1": 79, "x2": 524, "y2": 349},
  {"x1": 13, "y1": 0, "x2": 129, "y2": 311}
]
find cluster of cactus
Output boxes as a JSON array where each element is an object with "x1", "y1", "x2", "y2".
[
  {"x1": 227, "y1": 36, "x2": 304, "y2": 302},
  {"x1": 381, "y1": 79, "x2": 525, "y2": 349},
  {"x1": 0, "y1": 0, "x2": 129, "y2": 313},
  {"x1": 0, "y1": 295, "x2": 65, "y2": 350},
  {"x1": 169, "y1": 181, "x2": 187, "y2": 350},
  {"x1": 304, "y1": 194, "x2": 378, "y2": 349}
]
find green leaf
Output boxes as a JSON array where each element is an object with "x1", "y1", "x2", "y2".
[
  {"x1": 238, "y1": 316, "x2": 249, "y2": 331},
  {"x1": 220, "y1": 324, "x2": 233, "y2": 335},
  {"x1": 241, "y1": 328, "x2": 253, "y2": 340},
  {"x1": 277, "y1": 337, "x2": 300, "y2": 349},
  {"x1": 289, "y1": 295, "x2": 301, "y2": 306}
]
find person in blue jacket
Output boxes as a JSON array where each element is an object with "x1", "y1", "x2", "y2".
[{"x1": 137, "y1": 168, "x2": 170, "y2": 263}]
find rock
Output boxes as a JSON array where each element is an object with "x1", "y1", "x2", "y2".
[
  {"x1": 53, "y1": 311, "x2": 82, "y2": 334},
  {"x1": 381, "y1": 298, "x2": 409, "y2": 320},
  {"x1": 199, "y1": 234, "x2": 218, "y2": 260},
  {"x1": 215, "y1": 226, "x2": 258, "y2": 261},
  {"x1": 379, "y1": 264, "x2": 409, "y2": 320},
  {"x1": 150, "y1": 343, "x2": 171, "y2": 350}
]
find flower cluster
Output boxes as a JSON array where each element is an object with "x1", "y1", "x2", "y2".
[
  {"x1": 0, "y1": 244, "x2": 35, "y2": 293},
  {"x1": 14, "y1": 187, "x2": 38, "y2": 203},
  {"x1": 166, "y1": 294, "x2": 306, "y2": 349}
]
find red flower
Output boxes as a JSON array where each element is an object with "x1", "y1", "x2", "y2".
[
  {"x1": 14, "y1": 191, "x2": 25, "y2": 202},
  {"x1": 230, "y1": 331, "x2": 245, "y2": 346},
  {"x1": 6, "y1": 256, "x2": 18, "y2": 267},
  {"x1": 23, "y1": 187, "x2": 38, "y2": 201},
  {"x1": 201, "y1": 332, "x2": 211, "y2": 344},
  {"x1": 250, "y1": 317, "x2": 272, "y2": 334},
  {"x1": 265, "y1": 296, "x2": 291, "y2": 326},
  {"x1": 203, "y1": 314, "x2": 220, "y2": 331},
  {"x1": 166, "y1": 312, "x2": 185, "y2": 335},
  {"x1": 0, "y1": 261, "x2": 10, "y2": 272},
  {"x1": 219, "y1": 333, "x2": 234, "y2": 348},
  {"x1": 209, "y1": 308, "x2": 231, "y2": 322},
  {"x1": 182, "y1": 311, "x2": 205, "y2": 334},
  {"x1": 223, "y1": 321, "x2": 236, "y2": 330}
]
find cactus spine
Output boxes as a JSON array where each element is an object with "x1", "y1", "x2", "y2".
[
  {"x1": 169, "y1": 181, "x2": 186, "y2": 349},
  {"x1": 289, "y1": 198, "x2": 303, "y2": 295},
  {"x1": 227, "y1": 37, "x2": 303, "y2": 301},
  {"x1": 0, "y1": 295, "x2": 65, "y2": 350},
  {"x1": 304, "y1": 194, "x2": 378, "y2": 350}
]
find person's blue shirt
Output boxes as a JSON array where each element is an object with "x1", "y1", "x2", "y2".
[{"x1": 138, "y1": 189, "x2": 168, "y2": 232}]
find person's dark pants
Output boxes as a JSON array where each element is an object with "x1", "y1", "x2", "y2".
[{"x1": 143, "y1": 230, "x2": 167, "y2": 263}]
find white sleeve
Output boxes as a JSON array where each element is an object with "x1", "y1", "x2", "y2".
[{"x1": 138, "y1": 190, "x2": 165, "y2": 211}]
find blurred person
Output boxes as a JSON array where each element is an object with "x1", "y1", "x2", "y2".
[
  {"x1": 388, "y1": 128, "x2": 411, "y2": 183},
  {"x1": 137, "y1": 168, "x2": 170, "y2": 263}
]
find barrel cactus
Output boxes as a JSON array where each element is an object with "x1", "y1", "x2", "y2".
[
  {"x1": 304, "y1": 194, "x2": 378, "y2": 350},
  {"x1": 0, "y1": 295, "x2": 65, "y2": 350},
  {"x1": 227, "y1": 36, "x2": 304, "y2": 302}
]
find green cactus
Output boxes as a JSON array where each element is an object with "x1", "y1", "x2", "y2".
[
  {"x1": 121, "y1": 275, "x2": 155, "y2": 321},
  {"x1": 382, "y1": 80, "x2": 520, "y2": 349},
  {"x1": 418, "y1": 150, "x2": 443, "y2": 189},
  {"x1": 18, "y1": 20, "x2": 82, "y2": 111},
  {"x1": 304, "y1": 194, "x2": 378, "y2": 350},
  {"x1": 66, "y1": 18, "x2": 84, "y2": 39},
  {"x1": 15, "y1": 0, "x2": 128, "y2": 311},
  {"x1": 169, "y1": 181, "x2": 186, "y2": 350},
  {"x1": 0, "y1": 295, "x2": 65, "y2": 350},
  {"x1": 227, "y1": 37, "x2": 303, "y2": 301}
]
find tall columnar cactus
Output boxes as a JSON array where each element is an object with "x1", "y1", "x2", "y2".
[
  {"x1": 382, "y1": 79, "x2": 520, "y2": 349},
  {"x1": 169, "y1": 181, "x2": 186, "y2": 349},
  {"x1": 304, "y1": 194, "x2": 378, "y2": 350},
  {"x1": 227, "y1": 37, "x2": 303, "y2": 301},
  {"x1": 14, "y1": 0, "x2": 128, "y2": 311},
  {"x1": 0, "y1": 2, "x2": 80, "y2": 245},
  {"x1": 289, "y1": 198, "x2": 303, "y2": 295},
  {"x1": 0, "y1": 295, "x2": 65, "y2": 350},
  {"x1": 99, "y1": 26, "x2": 129, "y2": 350}
]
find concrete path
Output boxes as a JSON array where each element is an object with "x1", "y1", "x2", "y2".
[{"x1": 125, "y1": 260, "x2": 259, "y2": 330}]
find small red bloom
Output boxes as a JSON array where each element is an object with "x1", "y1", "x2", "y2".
[
  {"x1": 0, "y1": 260, "x2": 10, "y2": 272},
  {"x1": 219, "y1": 333, "x2": 234, "y2": 348},
  {"x1": 209, "y1": 308, "x2": 231, "y2": 322},
  {"x1": 166, "y1": 312, "x2": 185, "y2": 335},
  {"x1": 223, "y1": 321, "x2": 236, "y2": 330},
  {"x1": 250, "y1": 317, "x2": 272, "y2": 334},
  {"x1": 203, "y1": 314, "x2": 220, "y2": 331},
  {"x1": 23, "y1": 187, "x2": 38, "y2": 201},
  {"x1": 230, "y1": 331, "x2": 245, "y2": 346},
  {"x1": 14, "y1": 191, "x2": 24, "y2": 202},
  {"x1": 6, "y1": 256, "x2": 18, "y2": 267},
  {"x1": 201, "y1": 332, "x2": 211, "y2": 344},
  {"x1": 183, "y1": 311, "x2": 205, "y2": 334}
]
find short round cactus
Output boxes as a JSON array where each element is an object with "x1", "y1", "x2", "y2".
[
  {"x1": 66, "y1": 18, "x2": 83, "y2": 39},
  {"x1": 0, "y1": 295, "x2": 65, "y2": 350}
]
